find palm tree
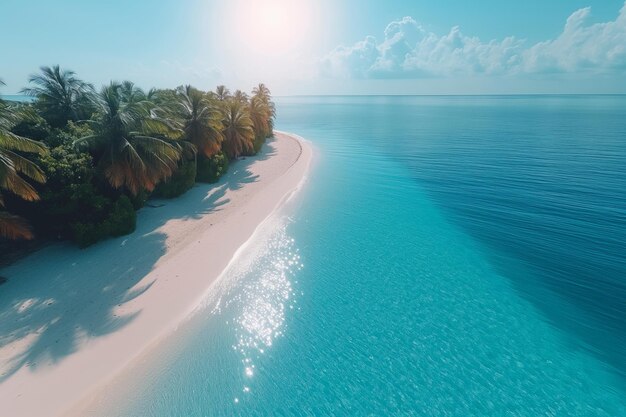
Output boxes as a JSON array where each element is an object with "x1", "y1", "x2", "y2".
[
  {"x1": 21, "y1": 65, "x2": 94, "y2": 128},
  {"x1": 232, "y1": 90, "x2": 249, "y2": 104},
  {"x1": 249, "y1": 96, "x2": 271, "y2": 140},
  {"x1": 119, "y1": 80, "x2": 147, "y2": 105},
  {"x1": 221, "y1": 99, "x2": 254, "y2": 159},
  {"x1": 75, "y1": 82, "x2": 182, "y2": 196},
  {"x1": 0, "y1": 79, "x2": 48, "y2": 239},
  {"x1": 252, "y1": 83, "x2": 271, "y2": 101},
  {"x1": 146, "y1": 87, "x2": 160, "y2": 102},
  {"x1": 252, "y1": 83, "x2": 276, "y2": 135},
  {"x1": 215, "y1": 85, "x2": 230, "y2": 101},
  {"x1": 171, "y1": 85, "x2": 223, "y2": 158}
]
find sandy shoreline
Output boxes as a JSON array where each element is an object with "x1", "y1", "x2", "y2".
[{"x1": 0, "y1": 132, "x2": 312, "y2": 417}]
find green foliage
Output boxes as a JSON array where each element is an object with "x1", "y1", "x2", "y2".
[
  {"x1": 30, "y1": 145, "x2": 98, "y2": 236},
  {"x1": 252, "y1": 134, "x2": 268, "y2": 154},
  {"x1": 39, "y1": 145, "x2": 94, "y2": 193},
  {"x1": 72, "y1": 195, "x2": 136, "y2": 248},
  {"x1": 9, "y1": 105, "x2": 94, "y2": 149},
  {"x1": 21, "y1": 66, "x2": 95, "y2": 129},
  {"x1": 196, "y1": 152, "x2": 229, "y2": 183},
  {"x1": 153, "y1": 158, "x2": 197, "y2": 199},
  {"x1": 45, "y1": 121, "x2": 94, "y2": 148},
  {"x1": 15, "y1": 145, "x2": 136, "y2": 247},
  {"x1": 75, "y1": 82, "x2": 182, "y2": 196},
  {"x1": 1, "y1": 74, "x2": 276, "y2": 248},
  {"x1": 248, "y1": 83, "x2": 275, "y2": 155},
  {"x1": 127, "y1": 189, "x2": 150, "y2": 210},
  {"x1": 171, "y1": 85, "x2": 224, "y2": 158},
  {"x1": 0, "y1": 84, "x2": 48, "y2": 240},
  {"x1": 10, "y1": 105, "x2": 51, "y2": 142},
  {"x1": 149, "y1": 88, "x2": 178, "y2": 110},
  {"x1": 221, "y1": 99, "x2": 255, "y2": 159},
  {"x1": 107, "y1": 196, "x2": 136, "y2": 236},
  {"x1": 0, "y1": 99, "x2": 48, "y2": 206},
  {"x1": 215, "y1": 85, "x2": 230, "y2": 101}
]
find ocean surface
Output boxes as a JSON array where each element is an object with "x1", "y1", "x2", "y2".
[
  {"x1": 0, "y1": 95, "x2": 33, "y2": 103},
  {"x1": 103, "y1": 96, "x2": 626, "y2": 416}
]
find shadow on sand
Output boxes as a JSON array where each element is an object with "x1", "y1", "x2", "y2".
[{"x1": 0, "y1": 139, "x2": 277, "y2": 382}]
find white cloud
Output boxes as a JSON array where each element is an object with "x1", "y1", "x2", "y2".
[
  {"x1": 522, "y1": 5, "x2": 626, "y2": 73},
  {"x1": 320, "y1": 36, "x2": 380, "y2": 78},
  {"x1": 321, "y1": 3, "x2": 626, "y2": 79}
]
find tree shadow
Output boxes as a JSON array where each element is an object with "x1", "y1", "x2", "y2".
[
  {"x1": 142, "y1": 139, "x2": 277, "y2": 223},
  {"x1": 0, "y1": 138, "x2": 279, "y2": 382}
]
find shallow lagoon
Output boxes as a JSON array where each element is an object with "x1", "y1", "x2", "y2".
[{"x1": 107, "y1": 96, "x2": 626, "y2": 416}]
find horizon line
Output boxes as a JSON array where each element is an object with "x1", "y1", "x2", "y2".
[
  {"x1": 3, "y1": 93, "x2": 626, "y2": 99},
  {"x1": 276, "y1": 93, "x2": 626, "y2": 97}
]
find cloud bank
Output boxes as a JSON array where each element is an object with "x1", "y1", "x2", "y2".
[{"x1": 321, "y1": 4, "x2": 626, "y2": 78}]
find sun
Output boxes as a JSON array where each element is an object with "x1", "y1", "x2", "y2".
[
  {"x1": 260, "y1": 2, "x2": 287, "y2": 29},
  {"x1": 233, "y1": 0, "x2": 316, "y2": 57},
  {"x1": 208, "y1": 0, "x2": 322, "y2": 84}
]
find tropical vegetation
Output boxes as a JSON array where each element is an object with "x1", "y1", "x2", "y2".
[
  {"x1": 0, "y1": 67, "x2": 275, "y2": 248},
  {"x1": 0, "y1": 79, "x2": 48, "y2": 239}
]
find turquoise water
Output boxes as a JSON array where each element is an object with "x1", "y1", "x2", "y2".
[
  {"x1": 110, "y1": 96, "x2": 626, "y2": 416},
  {"x1": 0, "y1": 95, "x2": 33, "y2": 103}
]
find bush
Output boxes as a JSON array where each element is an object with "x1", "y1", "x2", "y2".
[
  {"x1": 108, "y1": 196, "x2": 136, "y2": 236},
  {"x1": 23, "y1": 146, "x2": 99, "y2": 238},
  {"x1": 71, "y1": 223, "x2": 104, "y2": 249},
  {"x1": 6, "y1": 144, "x2": 138, "y2": 247},
  {"x1": 39, "y1": 145, "x2": 94, "y2": 188},
  {"x1": 10, "y1": 105, "x2": 51, "y2": 141},
  {"x1": 71, "y1": 196, "x2": 136, "y2": 248},
  {"x1": 45, "y1": 121, "x2": 94, "y2": 148},
  {"x1": 152, "y1": 158, "x2": 197, "y2": 199},
  {"x1": 252, "y1": 134, "x2": 265, "y2": 154},
  {"x1": 127, "y1": 188, "x2": 150, "y2": 210},
  {"x1": 196, "y1": 152, "x2": 229, "y2": 183}
]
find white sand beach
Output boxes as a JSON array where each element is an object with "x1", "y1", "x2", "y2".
[{"x1": 0, "y1": 132, "x2": 312, "y2": 417}]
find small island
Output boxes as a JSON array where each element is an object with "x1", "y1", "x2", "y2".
[
  {"x1": 4, "y1": 0, "x2": 625, "y2": 415},
  {"x1": 1, "y1": 66, "x2": 278, "y2": 247}
]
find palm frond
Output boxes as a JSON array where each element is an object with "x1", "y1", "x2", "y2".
[
  {"x1": 73, "y1": 134, "x2": 103, "y2": 152},
  {"x1": 2, "y1": 150, "x2": 46, "y2": 183},
  {"x1": 132, "y1": 135, "x2": 182, "y2": 165},
  {"x1": 142, "y1": 118, "x2": 184, "y2": 139},
  {"x1": 0, "y1": 130, "x2": 48, "y2": 155},
  {"x1": 20, "y1": 65, "x2": 94, "y2": 127},
  {"x1": 221, "y1": 99, "x2": 255, "y2": 158},
  {"x1": 0, "y1": 211, "x2": 34, "y2": 240},
  {"x1": 0, "y1": 168, "x2": 40, "y2": 201}
]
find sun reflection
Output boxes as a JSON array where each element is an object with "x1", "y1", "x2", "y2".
[
  {"x1": 232, "y1": 226, "x2": 302, "y2": 377},
  {"x1": 207, "y1": 219, "x2": 303, "y2": 402}
]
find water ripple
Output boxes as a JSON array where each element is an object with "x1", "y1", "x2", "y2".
[{"x1": 206, "y1": 219, "x2": 303, "y2": 402}]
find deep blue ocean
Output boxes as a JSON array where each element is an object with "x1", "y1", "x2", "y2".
[{"x1": 106, "y1": 96, "x2": 626, "y2": 416}]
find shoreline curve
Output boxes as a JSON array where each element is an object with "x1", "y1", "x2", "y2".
[{"x1": 0, "y1": 132, "x2": 313, "y2": 417}]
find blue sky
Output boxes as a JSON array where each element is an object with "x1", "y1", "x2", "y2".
[{"x1": 1, "y1": 0, "x2": 626, "y2": 94}]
